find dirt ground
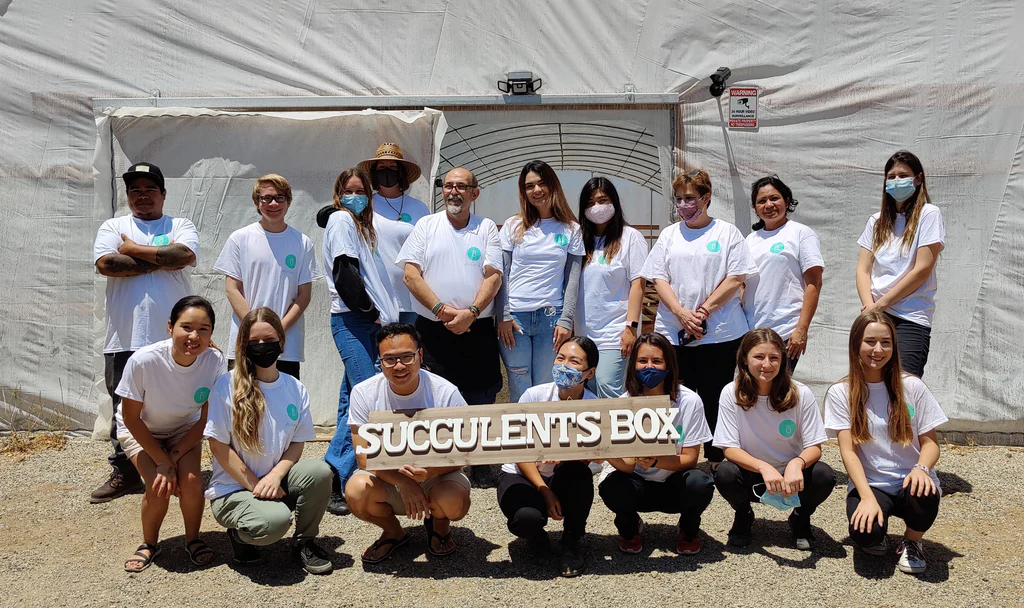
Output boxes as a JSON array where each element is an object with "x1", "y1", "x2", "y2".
[{"x1": 0, "y1": 439, "x2": 1021, "y2": 608}]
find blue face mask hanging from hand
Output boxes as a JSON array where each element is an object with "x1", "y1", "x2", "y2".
[
  {"x1": 340, "y1": 194, "x2": 369, "y2": 214},
  {"x1": 884, "y1": 177, "x2": 917, "y2": 202},
  {"x1": 752, "y1": 483, "x2": 801, "y2": 511},
  {"x1": 635, "y1": 367, "x2": 669, "y2": 389},
  {"x1": 552, "y1": 364, "x2": 584, "y2": 390}
]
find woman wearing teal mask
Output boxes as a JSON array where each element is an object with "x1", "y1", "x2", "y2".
[
  {"x1": 856, "y1": 151, "x2": 945, "y2": 377},
  {"x1": 496, "y1": 336, "x2": 598, "y2": 578},
  {"x1": 712, "y1": 328, "x2": 835, "y2": 550},
  {"x1": 317, "y1": 168, "x2": 400, "y2": 517},
  {"x1": 599, "y1": 332, "x2": 715, "y2": 556}
]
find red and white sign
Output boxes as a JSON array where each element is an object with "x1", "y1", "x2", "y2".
[{"x1": 729, "y1": 87, "x2": 758, "y2": 128}]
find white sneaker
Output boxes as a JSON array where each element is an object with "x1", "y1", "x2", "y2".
[
  {"x1": 859, "y1": 538, "x2": 888, "y2": 556},
  {"x1": 896, "y1": 539, "x2": 927, "y2": 574}
]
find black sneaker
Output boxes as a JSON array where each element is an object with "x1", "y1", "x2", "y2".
[
  {"x1": 89, "y1": 470, "x2": 143, "y2": 504},
  {"x1": 526, "y1": 530, "x2": 552, "y2": 556},
  {"x1": 292, "y1": 539, "x2": 334, "y2": 574},
  {"x1": 227, "y1": 528, "x2": 263, "y2": 565},
  {"x1": 468, "y1": 465, "x2": 499, "y2": 489},
  {"x1": 559, "y1": 544, "x2": 585, "y2": 577},
  {"x1": 788, "y1": 512, "x2": 814, "y2": 551},
  {"x1": 327, "y1": 492, "x2": 350, "y2": 516},
  {"x1": 727, "y1": 508, "x2": 754, "y2": 547}
]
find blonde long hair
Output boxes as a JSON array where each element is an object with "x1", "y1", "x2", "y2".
[
  {"x1": 231, "y1": 307, "x2": 286, "y2": 455},
  {"x1": 512, "y1": 160, "x2": 578, "y2": 243},
  {"x1": 844, "y1": 311, "x2": 913, "y2": 446}
]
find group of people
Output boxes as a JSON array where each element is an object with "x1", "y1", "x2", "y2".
[{"x1": 91, "y1": 145, "x2": 948, "y2": 578}]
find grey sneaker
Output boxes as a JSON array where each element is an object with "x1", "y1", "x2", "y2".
[
  {"x1": 896, "y1": 539, "x2": 927, "y2": 574},
  {"x1": 90, "y1": 470, "x2": 143, "y2": 503},
  {"x1": 292, "y1": 539, "x2": 334, "y2": 574}
]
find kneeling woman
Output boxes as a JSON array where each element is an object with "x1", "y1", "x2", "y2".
[
  {"x1": 118, "y1": 296, "x2": 226, "y2": 572},
  {"x1": 205, "y1": 308, "x2": 335, "y2": 574},
  {"x1": 497, "y1": 336, "x2": 599, "y2": 578},
  {"x1": 824, "y1": 311, "x2": 947, "y2": 574},
  {"x1": 713, "y1": 328, "x2": 835, "y2": 550},
  {"x1": 599, "y1": 332, "x2": 715, "y2": 555}
]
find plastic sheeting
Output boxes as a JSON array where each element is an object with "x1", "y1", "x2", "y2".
[{"x1": 0, "y1": 1, "x2": 1022, "y2": 441}]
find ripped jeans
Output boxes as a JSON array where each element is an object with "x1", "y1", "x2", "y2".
[{"x1": 498, "y1": 306, "x2": 561, "y2": 403}]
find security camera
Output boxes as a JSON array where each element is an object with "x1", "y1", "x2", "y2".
[
  {"x1": 709, "y1": 67, "x2": 732, "y2": 97},
  {"x1": 498, "y1": 71, "x2": 543, "y2": 95}
]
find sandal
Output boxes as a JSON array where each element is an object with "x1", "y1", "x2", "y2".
[
  {"x1": 361, "y1": 534, "x2": 411, "y2": 564},
  {"x1": 124, "y1": 543, "x2": 161, "y2": 573},
  {"x1": 185, "y1": 539, "x2": 215, "y2": 566},
  {"x1": 424, "y1": 516, "x2": 456, "y2": 557}
]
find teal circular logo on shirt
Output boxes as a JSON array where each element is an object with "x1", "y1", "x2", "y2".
[
  {"x1": 597, "y1": 254, "x2": 608, "y2": 265},
  {"x1": 193, "y1": 387, "x2": 210, "y2": 404},
  {"x1": 706, "y1": 240, "x2": 721, "y2": 253},
  {"x1": 779, "y1": 419, "x2": 796, "y2": 438},
  {"x1": 770, "y1": 242, "x2": 785, "y2": 254},
  {"x1": 907, "y1": 403, "x2": 916, "y2": 418},
  {"x1": 554, "y1": 234, "x2": 569, "y2": 247},
  {"x1": 400, "y1": 213, "x2": 412, "y2": 223},
  {"x1": 467, "y1": 247, "x2": 482, "y2": 261},
  {"x1": 285, "y1": 254, "x2": 297, "y2": 269},
  {"x1": 153, "y1": 234, "x2": 170, "y2": 246},
  {"x1": 675, "y1": 424, "x2": 685, "y2": 444},
  {"x1": 287, "y1": 404, "x2": 299, "y2": 421}
]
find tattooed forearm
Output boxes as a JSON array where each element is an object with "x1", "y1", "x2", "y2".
[
  {"x1": 97, "y1": 254, "x2": 160, "y2": 277},
  {"x1": 155, "y1": 244, "x2": 195, "y2": 268}
]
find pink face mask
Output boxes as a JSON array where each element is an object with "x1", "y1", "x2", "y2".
[
  {"x1": 585, "y1": 202, "x2": 615, "y2": 224},
  {"x1": 676, "y1": 198, "x2": 702, "y2": 223}
]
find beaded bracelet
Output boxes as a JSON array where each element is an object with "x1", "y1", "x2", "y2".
[
  {"x1": 431, "y1": 301, "x2": 444, "y2": 315},
  {"x1": 469, "y1": 305, "x2": 480, "y2": 318}
]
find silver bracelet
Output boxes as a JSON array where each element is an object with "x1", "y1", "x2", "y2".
[{"x1": 912, "y1": 463, "x2": 930, "y2": 474}]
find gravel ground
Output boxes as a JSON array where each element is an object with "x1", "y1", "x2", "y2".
[{"x1": 0, "y1": 439, "x2": 1021, "y2": 608}]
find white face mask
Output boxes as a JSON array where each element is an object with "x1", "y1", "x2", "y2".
[{"x1": 584, "y1": 202, "x2": 615, "y2": 224}]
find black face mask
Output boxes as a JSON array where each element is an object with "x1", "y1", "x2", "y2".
[
  {"x1": 246, "y1": 341, "x2": 282, "y2": 368},
  {"x1": 374, "y1": 167, "x2": 400, "y2": 188}
]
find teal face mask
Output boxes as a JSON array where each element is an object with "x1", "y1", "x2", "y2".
[
  {"x1": 341, "y1": 194, "x2": 369, "y2": 214},
  {"x1": 753, "y1": 483, "x2": 801, "y2": 511},
  {"x1": 884, "y1": 177, "x2": 916, "y2": 202}
]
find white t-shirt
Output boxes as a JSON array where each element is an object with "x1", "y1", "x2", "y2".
[
  {"x1": 500, "y1": 216, "x2": 585, "y2": 312},
  {"x1": 713, "y1": 380, "x2": 828, "y2": 472},
  {"x1": 203, "y1": 371, "x2": 317, "y2": 500},
  {"x1": 321, "y1": 209, "x2": 400, "y2": 323},
  {"x1": 857, "y1": 203, "x2": 945, "y2": 327},
  {"x1": 212, "y1": 223, "x2": 320, "y2": 361},
  {"x1": 114, "y1": 339, "x2": 227, "y2": 437},
  {"x1": 743, "y1": 220, "x2": 824, "y2": 340},
  {"x1": 396, "y1": 212, "x2": 503, "y2": 319},
  {"x1": 93, "y1": 215, "x2": 200, "y2": 353},
  {"x1": 576, "y1": 227, "x2": 649, "y2": 350},
  {"x1": 642, "y1": 219, "x2": 758, "y2": 346},
  {"x1": 824, "y1": 375, "x2": 948, "y2": 495},
  {"x1": 501, "y1": 381, "x2": 598, "y2": 477},
  {"x1": 348, "y1": 369, "x2": 467, "y2": 427},
  {"x1": 373, "y1": 193, "x2": 430, "y2": 313},
  {"x1": 598, "y1": 385, "x2": 712, "y2": 484}
]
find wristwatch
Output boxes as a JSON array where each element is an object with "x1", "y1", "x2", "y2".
[{"x1": 627, "y1": 320, "x2": 639, "y2": 329}]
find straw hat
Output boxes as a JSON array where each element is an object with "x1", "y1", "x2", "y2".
[{"x1": 357, "y1": 143, "x2": 422, "y2": 184}]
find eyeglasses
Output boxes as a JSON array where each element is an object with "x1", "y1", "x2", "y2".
[
  {"x1": 442, "y1": 183, "x2": 476, "y2": 192},
  {"x1": 380, "y1": 352, "x2": 418, "y2": 368},
  {"x1": 258, "y1": 195, "x2": 289, "y2": 204}
]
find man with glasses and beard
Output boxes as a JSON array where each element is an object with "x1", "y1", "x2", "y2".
[{"x1": 397, "y1": 168, "x2": 504, "y2": 487}]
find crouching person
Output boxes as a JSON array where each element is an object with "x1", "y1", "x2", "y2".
[
  {"x1": 346, "y1": 322, "x2": 472, "y2": 564},
  {"x1": 205, "y1": 308, "x2": 334, "y2": 574}
]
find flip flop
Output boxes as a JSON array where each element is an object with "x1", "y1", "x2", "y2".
[
  {"x1": 124, "y1": 543, "x2": 161, "y2": 573},
  {"x1": 361, "y1": 534, "x2": 411, "y2": 564},
  {"x1": 424, "y1": 516, "x2": 456, "y2": 557},
  {"x1": 185, "y1": 539, "x2": 215, "y2": 566}
]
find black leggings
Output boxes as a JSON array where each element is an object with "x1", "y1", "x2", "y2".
[
  {"x1": 884, "y1": 312, "x2": 931, "y2": 378},
  {"x1": 675, "y1": 338, "x2": 742, "y2": 462},
  {"x1": 496, "y1": 462, "x2": 594, "y2": 546},
  {"x1": 846, "y1": 486, "x2": 940, "y2": 548},
  {"x1": 714, "y1": 460, "x2": 836, "y2": 520},
  {"x1": 598, "y1": 468, "x2": 715, "y2": 538}
]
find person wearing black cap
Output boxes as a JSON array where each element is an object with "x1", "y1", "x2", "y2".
[{"x1": 89, "y1": 162, "x2": 201, "y2": 503}]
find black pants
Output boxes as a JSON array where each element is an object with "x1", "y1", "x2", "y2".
[
  {"x1": 846, "y1": 486, "x2": 940, "y2": 548},
  {"x1": 884, "y1": 313, "x2": 931, "y2": 377},
  {"x1": 714, "y1": 460, "x2": 836, "y2": 520},
  {"x1": 228, "y1": 359, "x2": 301, "y2": 379},
  {"x1": 416, "y1": 315, "x2": 502, "y2": 402},
  {"x1": 496, "y1": 462, "x2": 594, "y2": 546},
  {"x1": 598, "y1": 469, "x2": 715, "y2": 538},
  {"x1": 675, "y1": 338, "x2": 742, "y2": 462},
  {"x1": 104, "y1": 351, "x2": 137, "y2": 477}
]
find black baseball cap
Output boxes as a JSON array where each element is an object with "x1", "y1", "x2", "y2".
[{"x1": 122, "y1": 162, "x2": 165, "y2": 190}]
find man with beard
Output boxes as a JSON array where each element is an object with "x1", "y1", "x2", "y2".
[{"x1": 397, "y1": 168, "x2": 504, "y2": 487}]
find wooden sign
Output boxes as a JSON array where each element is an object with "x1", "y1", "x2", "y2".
[{"x1": 358, "y1": 395, "x2": 680, "y2": 470}]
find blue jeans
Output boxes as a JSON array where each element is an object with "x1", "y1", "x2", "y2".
[
  {"x1": 325, "y1": 312, "x2": 379, "y2": 492},
  {"x1": 589, "y1": 348, "x2": 627, "y2": 399},
  {"x1": 499, "y1": 306, "x2": 561, "y2": 403}
]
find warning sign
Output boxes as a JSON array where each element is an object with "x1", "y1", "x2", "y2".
[{"x1": 729, "y1": 87, "x2": 758, "y2": 129}]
